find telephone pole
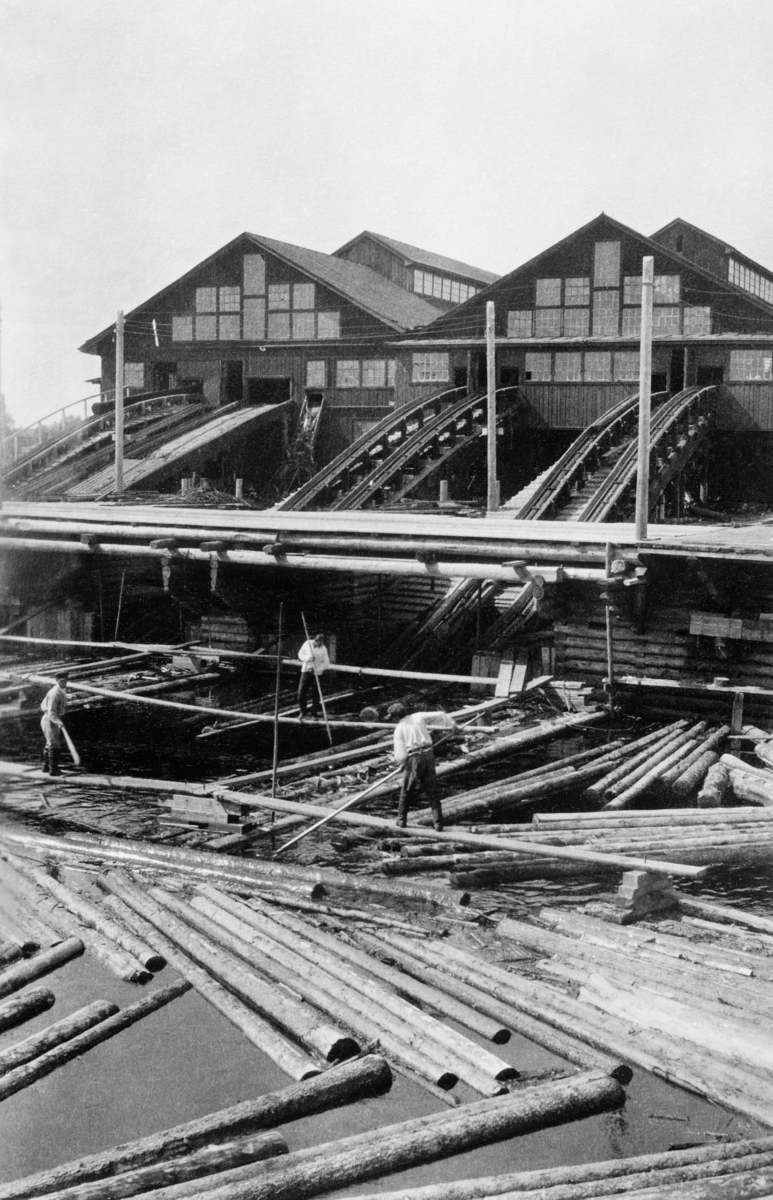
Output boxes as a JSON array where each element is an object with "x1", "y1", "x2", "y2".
[
  {"x1": 114, "y1": 309, "x2": 125, "y2": 493},
  {"x1": 486, "y1": 301, "x2": 498, "y2": 512},
  {"x1": 635, "y1": 258, "x2": 654, "y2": 540}
]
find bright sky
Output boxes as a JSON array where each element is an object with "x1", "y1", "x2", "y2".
[{"x1": 2, "y1": 0, "x2": 772, "y2": 426}]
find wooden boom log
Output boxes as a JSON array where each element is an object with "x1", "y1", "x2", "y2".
[
  {"x1": 117, "y1": 1071, "x2": 626, "y2": 1200},
  {"x1": 0, "y1": 1056, "x2": 392, "y2": 1200},
  {"x1": 0, "y1": 1000, "x2": 118, "y2": 1075}
]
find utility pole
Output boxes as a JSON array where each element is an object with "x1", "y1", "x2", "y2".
[
  {"x1": 114, "y1": 309, "x2": 125, "y2": 493},
  {"x1": 635, "y1": 258, "x2": 654, "y2": 540},
  {"x1": 486, "y1": 300, "x2": 498, "y2": 511},
  {"x1": 0, "y1": 299, "x2": 4, "y2": 510}
]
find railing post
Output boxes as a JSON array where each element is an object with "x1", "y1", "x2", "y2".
[{"x1": 635, "y1": 257, "x2": 654, "y2": 540}]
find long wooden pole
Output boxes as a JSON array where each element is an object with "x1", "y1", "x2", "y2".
[
  {"x1": 486, "y1": 301, "x2": 498, "y2": 512},
  {"x1": 300, "y1": 612, "x2": 333, "y2": 746},
  {"x1": 635, "y1": 256, "x2": 654, "y2": 540},
  {"x1": 604, "y1": 541, "x2": 616, "y2": 715},
  {"x1": 271, "y1": 602, "x2": 284, "y2": 799},
  {"x1": 114, "y1": 310, "x2": 124, "y2": 494},
  {"x1": 113, "y1": 569, "x2": 126, "y2": 640}
]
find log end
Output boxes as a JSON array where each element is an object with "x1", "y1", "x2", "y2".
[
  {"x1": 328, "y1": 1036, "x2": 362, "y2": 1063},
  {"x1": 610, "y1": 1063, "x2": 634, "y2": 1084},
  {"x1": 491, "y1": 1029, "x2": 511, "y2": 1045}
]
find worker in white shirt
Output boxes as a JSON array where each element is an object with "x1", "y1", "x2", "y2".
[
  {"x1": 297, "y1": 632, "x2": 330, "y2": 719},
  {"x1": 40, "y1": 671, "x2": 69, "y2": 776},
  {"x1": 393, "y1": 709, "x2": 457, "y2": 831}
]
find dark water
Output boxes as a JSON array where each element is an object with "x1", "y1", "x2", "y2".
[{"x1": 0, "y1": 696, "x2": 770, "y2": 1191}]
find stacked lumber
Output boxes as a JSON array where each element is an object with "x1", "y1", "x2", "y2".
[{"x1": 496, "y1": 906, "x2": 773, "y2": 1126}]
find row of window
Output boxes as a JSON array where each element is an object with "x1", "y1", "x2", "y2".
[
  {"x1": 507, "y1": 304, "x2": 712, "y2": 339},
  {"x1": 172, "y1": 309, "x2": 341, "y2": 342},
  {"x1": 195, "y1": 282, "x2": 316, "y2": 313},
  {"x1": 524, "y1": 351, "x2": 641, "y2": 383},
  {"x1": 729, "y1": 350, "x2": 773, "y2": 381},
  {"x1": 533, "y1": 274, "x2": 681, "y2": 308},
  {"x1": 324, "y1": 359, "x2": 397, "y2": 389},
  {"x1": 413, "y1": 271, "x2": 479, "y2": 303},
  {"x1": 728, "y1": 259, "x2": 773, "y2": 306}
]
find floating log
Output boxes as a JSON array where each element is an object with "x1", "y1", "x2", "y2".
[
  {"x1": 332, "y1": 1138, "x2": 773, "y2": 1200},
  {"x1": 672, "y1": 893, "x2": 773, "y2": 938},
  {"x1": 130, "y1": 1071, "x2": 626, "y2": 1200},
  {"x1": 582, "y1": 721, "x2": 690, "y2": 801},
  {"x1": 353, "y1": 930, "x2": 631, "y2": 1082},
  {"x1": 0, "y1": 1000, "x2": 118, "y2": 1075},
  {"x1": 0, "y1": 978, "x2": 190, "y2": 1102},
  {"x1": 603, "y1": 727, "x2": 708, "y2": 810},
  {"x1": 727, "y1": 769, "x2": 773, "y2": 808},
  {"x1": 664, "y1": 726, "x2": 730, "y2": 790},
  {"x1": 0, "y1": 987, "x2": 55, "y2": 1035},
  {"x1": 211, "y1": 890, "x2": 510, "y2": 1047},
  {"x1": 1, "y1": 851, "x2": 166, "y2": 973},
  {"x1": 182, "y1": 889, "x2": 492, "y2": 1092},
  {"x1": 0, "y1": 938, "x2": 83, "y2": 1000},
  {"x1": 0, "y1": 1056, "x2": 392, "y2": 1200},
  {"x1": 671, "y1": 751, "x2": 719, "y2": 799},
  {"x1": 698, "y1": 762, "x2": 732, "y2": 808},
  {"x1": 20, "y1": 1134, "x2": 290, "y2": 1200},
  {"x1": 0, "y1": 940, "x2": 29, "y2": 968}
]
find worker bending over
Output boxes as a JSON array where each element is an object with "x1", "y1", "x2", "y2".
[
  {"x1": 40, "y1": 672, "x2": 69, "y2": 776},
  {"x1": 393, "y1": 709, "x2": 457, "y2": 831},
  {"x1": 297, "y1": 632, "x2": 330, "y2": 719}
]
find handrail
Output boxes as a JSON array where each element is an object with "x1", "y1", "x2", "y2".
[{"x1": 1, "y1": 389, "x2": 117, "y2": 458}]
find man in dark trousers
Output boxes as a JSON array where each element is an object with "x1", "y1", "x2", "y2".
[
  {"x1": 297, "y1": 632, "x2": 330, "y2": 719},
  {"x1": 40, "y1": 671, "x2": 69, "y2": 776},
  {"x1": 393, "y1": 709, "x2": 457, "y2": 831}
]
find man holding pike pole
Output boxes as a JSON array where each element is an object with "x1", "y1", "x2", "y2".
[
  {"x1": 392, "y1": 707, "x2": 460, "y2": 832},
  {"x1": 40, "y1": 671, "x2": 69, "y2": 776}
]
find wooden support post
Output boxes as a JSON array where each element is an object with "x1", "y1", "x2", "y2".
[
  {"x1": 604, "y1": 542, "x2": 615, "y2": 716},
  {"x1": 635, "y1": 257, "x2": 654, "y2": 540},
  {"x1": 272, "y1": 602, "x2": 284, "y2": 800},
  {"x1": 114, "y1": 310, "x2": 124, "y2": 494},
  {"x1": 486, "y1": 301, "x2": 498, "y2": 512}
]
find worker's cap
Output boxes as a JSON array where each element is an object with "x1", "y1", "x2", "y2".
[
  {"x1": 55, "y1": 671, "x2": 70, "y2": 682},
  {"x1": 312, "y1": 632, "x2": 325, "y2": 641}
]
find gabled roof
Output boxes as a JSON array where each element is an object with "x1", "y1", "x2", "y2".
[
  {"x1": 417, "y1": 212, "x2": 773, "y2": 338},
  {"x1": 333, "y1": 230, "x2": 500, "y2": 285},
  {"x1": 80, "y1": 231, "x2": 443, "y2": 354},
  {"x1": 652, "y1": 217, "x2": 773, "y2": 279}
]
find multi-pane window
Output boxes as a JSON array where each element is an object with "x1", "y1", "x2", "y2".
[
  {"x1": 621, "y1": 308, "x2": 641, "y2": 337},
  {"x1": 594, "y1": 241, "x2": 621, "y2": 286},
  {"x1": 243, "y1": 254, "x2": 266, "y2": 295},
  {"x1": 293, "y1": 283, "x2": 315, "y2": 310},
  {"x1": 565, "y1": 278, "x2": 590, "y2": 306},
  {"x1": 414, "y1": 271, "x2": 477, "y2": 302},
  {"x1": 196, "y1": 287, "x2": 217, "y2": 312},
  {"x1": 317, "y1": 312, "x2": 341, "y2": 339},
  {"x1": 683, "y1": 306, "x2": 711, "y2": 335},
  {"x1": 524, "y1": 353, "x2": 551, "y2": 381},
  {"x1": 219, "y1": 286, "x2": 240, "y2": 312},
  {"x1": 655, "y1": 275, "x2": 680, "y2": 303},
  {"x1": 292, "y1": 312, "x2": 316, "y2": 340},
  {"x1": 728, "y1": 260, "x2": 773, "y2": 305},
  {"x1": 507, "y1": 310, "x2": 533, "y2": 337},
  {"x1": 535, "y1": 278, "x2": 562, "y2": 306},
  {"x1": 306, "y1": 360, "x2": 327, "y2": 388},
  {"x1": 535, "y1": 308, "x2": 562, "y2": 337},
  {"x1": 563, "y1": 308, "x2": 590, "y2": 337},
  {"x1": 172, "y1": 315, "x2": 193, "y2": 341},
  {"x1": 387, "y1": 359, "x2": 396, "y2": 387},
  {"x1": 593, "y1": 291, "x2": 619, "y2": 335},
  {"x1": 614, "y1": 351, "x2": 640, "y2": 381},
  {"x1": 623, "y1": 276, "x2": 642, "y2": 306},
  {"x1": 195, "y1": 314, "x2": 217, "y2": 340},
  {"x1": 361, "y1": 360, "x2": 387, "y2": 387},
  {"x1": 729, "y1": 350, "x2": 773, "y2": 381},
  {"x1": 268, "y1": 283, "x2": 291, "y2": 310},
  {"x1": 554, "y1": 352, "x2": 582, "y2": 382},
  {"x1": 125, "y1": 362, "x2": 145, "y2": 390},
  {"x1": 411, "y1": 353, "x2": 450, "y2": 383},
  {"x1": 584, "y1": 351, "x2": 612, "y2": 381},
  {"x1": 336, "y1": 360, "x2": 360, "y2": 388},
  {"x1": 243, "y1": 298, "x2": 265, "y2": 340},
  {"x1": 219, "y1": 315, "x2": 240, "y2": 340},
  {"x1": 267, "y1": 312, "x2": 291, "y2": 340},
  {"x1": 652, "y1": 307, "x2": 681, "y2": 332}
]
